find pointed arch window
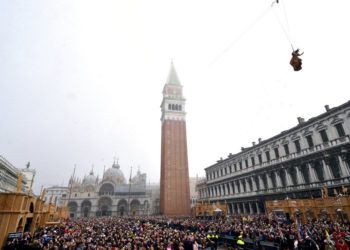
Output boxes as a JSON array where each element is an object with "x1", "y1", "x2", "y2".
[
  {"x1": 294, "y1": 140, "x2": 301, "y2": 153},
  {"x1": 335, "y1": 123, "x2": 345, "y2": 137},
  {"x1": 306, "y1": 135, "x2": 314, "y2": 148},
  {"x1": 284, "y1": 144, "x2": 290, "y2": 155},
  {"x1": 274, "y1": 148, "x2": 280, "y2": 159},
  {"x1": 251, "y1": 157, "x2": 255, "y2": 166},
  {"x1": 265, "y1": 151, "x2": 271, "y2": 162},
  {"x1": 319, "y1": 129, "x2": 329, "y2": 143}
]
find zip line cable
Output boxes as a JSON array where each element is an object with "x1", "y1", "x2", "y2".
[
  {"x1": 272, "y1": 2, "x2": 295, "y2": 50},
  {"x1": 281, "y1": 0, "x2": 291, "y2": 38},
  {"x1": 209, "y1": 0, "x2": 296, "y2": 66},
  {"x1": 209, "y1": 3, "x2": 274, "y2": 66}
]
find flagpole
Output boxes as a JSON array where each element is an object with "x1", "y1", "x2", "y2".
[
  {"x1": 67, "y1": 164, "x2": 76, "y2": 206},
  {"x1": 128, "y1": 166, "x2": 132, "y2": 215}
]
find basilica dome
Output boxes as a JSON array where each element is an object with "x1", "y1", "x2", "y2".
[
  {"x1": 83, "y1": 170, "x2": 96, "y2": 186},
  {"x1": 103, "y1": 161, "x2": 126, "y2": 184}
]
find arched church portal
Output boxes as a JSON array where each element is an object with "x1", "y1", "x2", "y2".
[
  {"x1": 98, "y1": 197, "x2": 112, "y2": 216},
  {"x1": 81, "y1": 200, "x2": 92, "y2": 217},
  {"x1": 117, "y1": 199, "x2": 127, "y2": 216}
]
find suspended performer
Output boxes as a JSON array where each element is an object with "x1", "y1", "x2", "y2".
[{"x1": 290, "y1": 49, "x2": 303, "y2": 71}]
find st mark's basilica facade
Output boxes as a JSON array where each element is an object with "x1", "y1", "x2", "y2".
[{"x1": 64, "y1": 161, "x2": 159, "y2": 218}]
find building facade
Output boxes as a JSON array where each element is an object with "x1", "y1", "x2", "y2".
[
  {"x1": 0, "y1": 169, "x2": 68, "y2": 248},
  {"x1": 189, "y1": 177, "x2": 204, "y2": 208},
  {"x1": 44, "y1": 186, "x2": 69, "y2": 207},
  {"x1": 0, "y1": 155, "x2": 27, "y2": 193},
  {"x1": 64, "y1": 161, "x2": 159, "y2": 218},
  {"x1": 197, "y1": 101, "x2": 350, "y2": 215},
  {"x1": 20, "y1": 167, "x2": 36, "y2": 194},
  {"x1": 160, "y1": 62, "x2": 191, "y2": 216}
]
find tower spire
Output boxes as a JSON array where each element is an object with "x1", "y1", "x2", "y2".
[
  {"x1": 166, "y1": 61, "x2": 181, "y2": 85},
  {"x1": 90, "y1": 164, "x2": 94, "y2": 175}
]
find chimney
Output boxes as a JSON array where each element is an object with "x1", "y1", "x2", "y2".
[
  {"x1": 297, "y1": 117, "x2": 305, "y2": 124},
  {"x1": 258, "y1": 138, "x2": 262, "y2": 143},
  {"x1": 252, "y1": 142, "x2": 256, "y2": 146},
  {"x1": 325, "y1": 105, "x2": 330, "y2": 112}
]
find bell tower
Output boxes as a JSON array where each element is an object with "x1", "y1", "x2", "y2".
[{"x1": 160, "y1": 62, "x2": 190, "y2": 216}]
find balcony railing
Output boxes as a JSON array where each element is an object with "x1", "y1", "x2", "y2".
[
  {"x1": 203, "y1": 176, "x2": 350, "y2": 201},
  {"x1": 98, "y1": 192, "x2": 147, "y2": 196}
]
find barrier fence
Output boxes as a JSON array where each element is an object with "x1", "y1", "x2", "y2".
[{"x1": 220, "y1": 235, "x2": 281, "y2": 250}]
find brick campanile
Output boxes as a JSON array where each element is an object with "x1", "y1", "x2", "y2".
[{"x1": 160, "y1": 62, "x2": 190, "y2": 216}]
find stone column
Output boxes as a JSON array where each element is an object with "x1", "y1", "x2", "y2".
[
  {"x1": 307, "y1": 163, "x2": 318, "y2": 183},
  {"x1": 246, "y1": 178, "x2": 251, "y2": 192},
  {"x1": 295, "y1": 166, "x2": 305, "y2": 184},
  {"x1": 266, "y1": 173, "x2": 273, "y2": 189},
  {"x1": 249, "y1": 202, "x2": 253, "y2": 214},
  {"x1": 239, "y1": 180, "x2": 244, "y2": 193},
  {"x1": 256, "y1": 202, "x2": 261, "y2": 214},
  {"x1": 222, "y1": 184, "x2": 226, "y2": 196},
  {"x1": 235, "y1": 181, "x2": 239, "y2": 193},
  {"x1": 284, "y1": 168, "x2": 293, "y2": 186},
  {"x1": 230, "y1": 182, "x2": 234, "y2": 195},
  {"x1": 275, "y1": 171, "x2": 283, "y2": 187},
  {"x1": 258, "y1": 175, "x2": 265, "y2": 190},
  {"x1": 243, "y1": 203, "x2": 247, "y2": 214},
  {"x1": 251, "y1": 176, "x2": 257, "y2": 191},
  {"x1": 237, "y1": 203, "x2": 241, "y2": 213},
  {"x1": 321, "y1": 159, "x2": 333, "y2": 180},
  {"x1": 338, "y1": 155, "x2": 350, "y2": 176}
]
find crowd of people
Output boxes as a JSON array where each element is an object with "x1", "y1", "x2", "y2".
[{"x1": 4, "y1": 214, "x2": 350, "y2": 250}]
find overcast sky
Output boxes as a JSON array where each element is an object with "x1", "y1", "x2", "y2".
[{"x1": 1, "y1": 0, "x2": 350, "y2": 194}]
